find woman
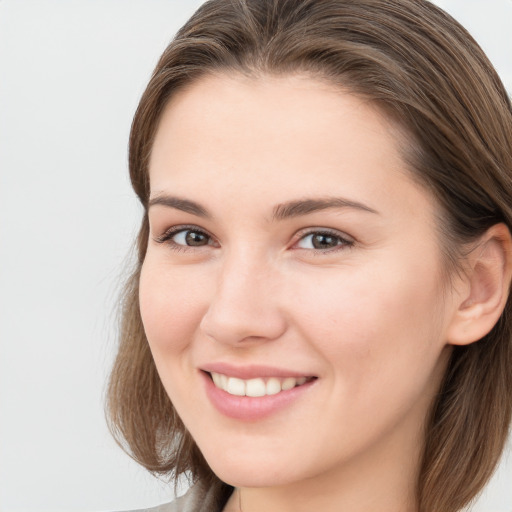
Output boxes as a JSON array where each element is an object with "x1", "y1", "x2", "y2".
[{"x1": 106, "y1": 1, "x2": 512, "y2": 511}]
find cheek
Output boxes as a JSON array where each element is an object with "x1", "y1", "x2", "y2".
[
  {"x1": 286, "y1": 263, "x2": 449, "y2": 456},
  {"x1": 290, "y1": 258, "x2": 447, "y2": 389},
  {"x1": 139, "y1": 257, "x2": 207, "y2": 355}
]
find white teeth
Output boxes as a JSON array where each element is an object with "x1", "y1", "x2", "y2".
[
  {"x1": 226, "y1": 377, "x2": 246, "y2": 396},
  {"x1": 281, "y1": 377, "x2": 296, "y2": 391},
  {"x1": 210, "y1": 372, "x2": 311, "y2": 397},
  {"x1": 211, "y1": 372, "x2": 221, "y2": 387},
  {"x1": 246, "y1": 378, "x2": 266, "y2": 397},
  {"x1": 266, "y1": 377, "x2": 281, "y2": 395}
]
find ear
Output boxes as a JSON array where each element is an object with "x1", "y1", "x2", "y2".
[{"x1": 447, "y1": 223, "x2": 512, "y2": 346}]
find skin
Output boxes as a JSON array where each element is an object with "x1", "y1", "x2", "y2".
[{"x1": 140, "y1": 73, "x2": 468, "y2": 512}]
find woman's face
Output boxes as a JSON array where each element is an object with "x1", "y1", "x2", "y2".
[{"x1": 140, "y1": 74, "x2": 460, "y2": 491}]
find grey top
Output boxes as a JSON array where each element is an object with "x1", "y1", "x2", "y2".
[{"x1": 132, "y1": 482, "x2": 233, "y2": 512}]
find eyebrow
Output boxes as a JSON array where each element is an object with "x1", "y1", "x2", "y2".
[
  {"x1": 148, "y1": 194, "x2": 379, "y2": 220},
  {"x1": 148, "y1": 194, "x2": 211, "y2": 218},
  {"x1": 272, "y1": 197, "x2": 379, "y2": 220}
]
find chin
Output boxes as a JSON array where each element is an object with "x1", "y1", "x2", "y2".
[
  {"x1": 211, "y1": 463, "x2": 296, "y2": 489},
  {"x1": 198, "y1": 441, "x2": 313, "y2": 489}
]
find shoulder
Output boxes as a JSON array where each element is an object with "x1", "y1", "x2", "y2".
[{"x1": 130, "y1": 481, "x2": 233, "y2": 512}]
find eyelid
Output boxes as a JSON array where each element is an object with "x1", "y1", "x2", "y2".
[
  {"x1": 152, "y1": 224, "x2": 354, "y2": 253},
  {"x1": 291, "y1": 227, "x2": 355, "y2": 251},
  {"x1": 153, "y1": 224, "x2": 218, "y2": 247}
]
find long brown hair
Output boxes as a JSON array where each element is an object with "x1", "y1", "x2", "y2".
[{"x1": 106, "y1": 1, "x2": 512, "y2": 510}]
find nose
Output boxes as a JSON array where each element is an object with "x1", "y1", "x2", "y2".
[{"x1": 199, "y1": 250, "x2": 287, "y2": 346}]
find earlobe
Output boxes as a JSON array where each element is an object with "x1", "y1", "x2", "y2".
[{"x1": 447, "y1": 223, "x2": 512, "y2": 346}]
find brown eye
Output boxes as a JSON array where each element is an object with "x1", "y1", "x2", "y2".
[
  {"x1": 184, "y1": 231, "x2": 209, "y2": 246},
  {"x1": 296, "y1": 231, "x2": 353, "y2": 251},
  {"x1": 171, "y1": 229, "x2": 211, "y2": 247},
  {"x1": 311, "y1": 233, "x2": 339, "y2": 249}
]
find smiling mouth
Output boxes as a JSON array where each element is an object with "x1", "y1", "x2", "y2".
[{"x1": 208, "y1": 371, "x2": 316, "y2": 397}]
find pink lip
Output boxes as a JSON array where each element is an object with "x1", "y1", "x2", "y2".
[
  {"x1": 200, "y1": 362, "x2": 314, "y2": 380},
  {"x1": 200, "y1": 370, "x2": 317, "y2": 421}
]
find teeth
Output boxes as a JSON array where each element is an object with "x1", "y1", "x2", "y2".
[
  {"x1": 226, "y1": 377, "x2": 245, "y2": 396},
  {"x1": 246, "y1": 378, "x2": 266, "y2": 397},
  {"x1": 281, "y1": 377, "x2": 296, "y2": 391},
  {"x1": 211, "y1": 372, "x2": 222, "y2": 387},
  {"x1": 210, "y1": 372, "x2": 311, "y2": 397},
  {"x1": 266, "y1": 377, "x2": 281, "y2": 395}
]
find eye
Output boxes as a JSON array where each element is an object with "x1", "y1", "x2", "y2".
[
  {"x1": 154, "y1": 226, "x2": 216, "y2": 249},
  {"x1": 295, "y1": 230, "x2": 353, "y2": 251},
  {"x1": 172, "y1": 229, "x2": 211, "y2": 247}
]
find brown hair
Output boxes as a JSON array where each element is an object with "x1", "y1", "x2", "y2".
[{"x1": 106, "y1": 1, "x2": 512, "y2": 510}]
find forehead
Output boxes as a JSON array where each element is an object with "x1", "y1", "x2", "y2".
[
  {"x1": 151, "y1": 73, "x2": 400, "y2": 163},
  {"x1": 148, "y1": 73, "x2": 429, "y2": 219}
]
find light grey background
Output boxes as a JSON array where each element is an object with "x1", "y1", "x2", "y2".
[{"x1": 0, "y1": 1, "x2": 511, "y2": 511}]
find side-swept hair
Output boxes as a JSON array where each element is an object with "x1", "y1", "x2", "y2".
[{"x1": 107, "y1": 1, "x2": 512, "y2": 510}]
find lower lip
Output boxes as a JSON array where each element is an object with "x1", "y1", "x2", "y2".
[{"x1": 201, "y1": 371, "x2": 316, "y2": 421}]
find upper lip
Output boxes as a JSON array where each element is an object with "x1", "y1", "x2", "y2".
[{"x1": 200, "y1": 362, "x2": 316, "y2": 380}]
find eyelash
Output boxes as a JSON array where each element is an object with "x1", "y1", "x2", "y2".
[
  {"x1": 154, "y1": 225, "x2": 216, "y2": 253},
  {"x1": 153, "y1": 225, "x2": 355, "y2": 254},
  {"x1": 294, "y1": 228, "x2": 355, "y2": 254}
]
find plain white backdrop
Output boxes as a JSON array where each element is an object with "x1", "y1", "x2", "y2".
[{"x1": 0, "y1": 1, "x2": 511, "y2": 511}]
